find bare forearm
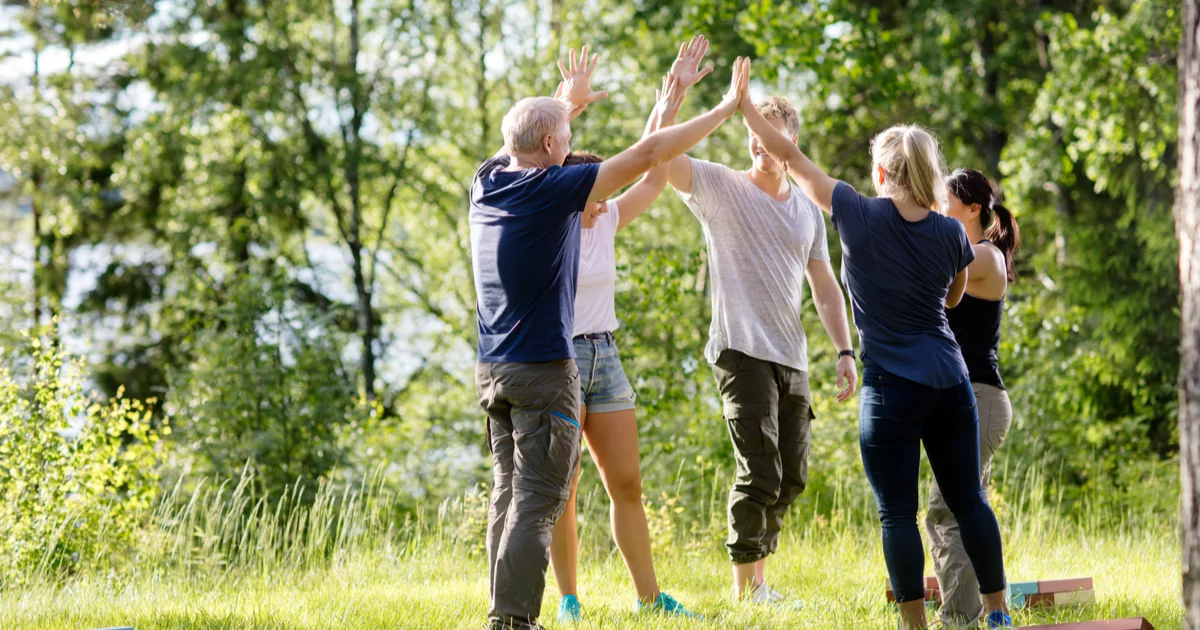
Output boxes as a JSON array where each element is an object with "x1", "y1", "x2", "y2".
[
  {"x1": 742, "y1": 99, "x2": 803, "y2": 168},
  {"x1": 814, "y1": 285, "x2": 853, "y2": 352},
  {"x1": 642, "y1": 102, "x2": 661, "y2": 137}
]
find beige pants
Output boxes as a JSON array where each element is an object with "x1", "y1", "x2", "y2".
[{"x1": 925, "y1": 382, "x2": 1013, "y2": 628}]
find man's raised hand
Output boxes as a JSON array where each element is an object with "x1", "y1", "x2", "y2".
[
  {"x1": 670, "y1": 35, "x2": 713, "y2": 89},
  {"x1": 718, "y1": 57, "x2": 751, "y2": 118},
  {"x1": 556, "y1": 45, "x2": 608, "y2": 117}
]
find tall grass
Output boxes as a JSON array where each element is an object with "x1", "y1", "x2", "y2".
[{"x1": 0, "y1": 462, "x2": 1182, "y2": 629}]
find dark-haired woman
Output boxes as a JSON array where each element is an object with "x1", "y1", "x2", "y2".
[{"x1": 928, "y1": 167, "x2": 1021, "y2": 629}]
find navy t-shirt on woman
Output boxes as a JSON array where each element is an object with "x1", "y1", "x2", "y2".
[
  {"x1": 469, "y1": 155, "x2": 600, "y2": 363},
  {"x1": 830, "y1": 181, "x2": 975, "y2": 389}
]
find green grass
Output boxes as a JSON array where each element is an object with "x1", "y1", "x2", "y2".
[
  {"x1": 0, "y1": 472, "x2": 1184, "y2": 629},
  {"x1": 0, "y1": 524, "x2": 1182, "y2": 629}
]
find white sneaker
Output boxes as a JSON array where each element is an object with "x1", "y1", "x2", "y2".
[{"x1": 743, "y1": 583, "x2": 802, "y2": 609}]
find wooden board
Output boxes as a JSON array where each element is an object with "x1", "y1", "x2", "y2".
[{"x1": 1019, "y1": 618, "x2": 1153, "y2": 630}]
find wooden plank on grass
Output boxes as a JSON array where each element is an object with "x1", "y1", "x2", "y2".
[{"x1": 1018, "y1": 618, "x2": 1153, "y2": 630}]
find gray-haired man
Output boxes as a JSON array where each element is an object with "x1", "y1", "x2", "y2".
[{"x1": 470, "y1": 47, "x2": 750, "y2": 630}]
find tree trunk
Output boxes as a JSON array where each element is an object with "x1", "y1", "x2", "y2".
[
  {"x1": 346, "y1": 0, "x2": 377, "y2": 401},
  {"x1": 1179, "y1": 0, "x2": 1199, "y2": 627}
]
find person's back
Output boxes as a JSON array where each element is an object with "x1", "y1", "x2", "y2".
[
  {"x1": 470, "y1": 155, "x2": 600, "y2": 362},
  {"x1": 832, "y1": 185, "x2": 973, "y2": 389}
]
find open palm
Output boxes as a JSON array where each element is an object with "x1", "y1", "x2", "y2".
[
  {"x1": 556, "y1": 46, "x2": 608, "y2": 109},
  {"x1": 669, "y1": 35, "x2": 713, "y2": 89}
]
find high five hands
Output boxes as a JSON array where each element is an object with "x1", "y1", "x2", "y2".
[{"x1": 719, "y1": 56, "x2": 752, "y2": 118}]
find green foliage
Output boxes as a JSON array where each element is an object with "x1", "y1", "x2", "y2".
[
  {"x1": 165, "y1": 276, "x2": 361, "y2": 497},
  {"x1": 0, "y1": 332, "x2": 164, "y2": 584},
  {"x1": 0, "y1": 0, "x2": 1184, "y2": 528}
]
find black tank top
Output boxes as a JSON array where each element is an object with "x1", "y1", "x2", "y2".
[{"x1": 945, "y1": 241, "x2": 1005, "y2": 390}]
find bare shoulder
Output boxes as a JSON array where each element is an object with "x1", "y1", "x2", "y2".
[
  {"x1": 972, "y1": 240, "x2": 1007, "y2": 274},
  {"x1": 973, "y1": 240, "x2": 1005, "y2": 261}
]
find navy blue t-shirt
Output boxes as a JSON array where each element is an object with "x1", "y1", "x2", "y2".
[
  {"x1": 469, "y1": 155, "x2": 600, "y2": 363},
  {"x1": 831, "y1": 181, "x2": 975, "y2": 389}
]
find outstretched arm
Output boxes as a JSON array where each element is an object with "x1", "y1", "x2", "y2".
[
  {"x1": 739, "y1": 69, "x2": 838, "y2": 214},
  {"x1": 806, "y1": 259, "x2": 856, "y2": 401},
  {"x1": 614, "y1": 75, "x2": 686, "y2": 229},
  {"x1": 613, "y1": 37, "x2": 711, "y2": 229},
  {"x1": 589, "y1": 56, "x2": 749, "y2": 204}
]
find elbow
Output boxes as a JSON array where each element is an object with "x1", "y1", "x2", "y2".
[
  {"x1": 945, "y1": 294, "x2": 963, "y2": 309},
  {"x1": 642, "y1": 141, "x2": 669, "y2": 172}
]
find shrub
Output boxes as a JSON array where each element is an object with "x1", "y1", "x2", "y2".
[{"x1": 0, "y1": 332, "x2": 165, "y2": 584}]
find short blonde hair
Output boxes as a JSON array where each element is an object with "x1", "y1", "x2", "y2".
[
  {"x1": 755, "y1": 96, "x2": 800, "y2": 136},
  {"x1": 870, "y1": 124, "x2": 948, "y2": 211},
  {"x1": 502, "y1": 97, "x2": 569, "y2": 154}
]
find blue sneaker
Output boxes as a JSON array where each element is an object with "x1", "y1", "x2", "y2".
[
  {"x1": 638, "y1": 592, "x2": 701, "y2": 618},
  {"x1": 558, "y1": 594, "x2": 582, "y2": 622},
  {"x1": 986, "y1": 609, "x2": 1014, "y2": 628}
]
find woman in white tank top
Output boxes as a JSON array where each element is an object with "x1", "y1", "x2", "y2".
[{"x1": 549, "y1": 40, "x2": 711, "y2": 622}]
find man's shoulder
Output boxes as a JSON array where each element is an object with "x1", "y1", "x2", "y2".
[{"x1": 689, "y1": 157, "x2": 741, "y2": 182}]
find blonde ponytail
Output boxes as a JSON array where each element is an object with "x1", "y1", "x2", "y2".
[{"x1": 870, "y1": 124, "x2": 948, "y2": 211}]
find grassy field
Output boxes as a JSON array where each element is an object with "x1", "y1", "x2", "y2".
[{"x1": 0, "y1": 522, "x2": 1181, "y2": 629}]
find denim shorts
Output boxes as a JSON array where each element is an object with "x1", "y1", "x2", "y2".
[{"x1": 572, "y1": 333, "x2": 636, "y2": 414}]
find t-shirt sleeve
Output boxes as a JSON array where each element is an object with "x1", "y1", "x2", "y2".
[
  {"x1": 809, "y1": 201, "x2": 831, "y2": 262},
  {"x1": 606, "y1": 199, "x2": 620, "y2": 232},
  {"x1": 543, "y1": 163, "x2": 601, "y2": 215},
  {"x1": 675, "y1": 158, "x2": 725, "y2": 222},
  {"x1": 471, "y1": 155, "x2": 509, "y2": 204},
  {"x1": 830, "y1": 180, "x2": 869, "y2": 235},
  {"x1": 953, "y1": 221, "x2": 976, "y2": 272}
]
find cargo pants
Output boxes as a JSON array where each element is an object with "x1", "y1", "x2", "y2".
[
  {"x1": 476, "y1": 360, "x2": 582, "y2": 630},
  {"x1": 712, "y1": 349, "x2": 815, "y2": 565}
]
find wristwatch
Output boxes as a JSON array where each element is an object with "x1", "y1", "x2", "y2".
[{"x1": 838, "y1": 349, "x2": 856, "y2": 360}]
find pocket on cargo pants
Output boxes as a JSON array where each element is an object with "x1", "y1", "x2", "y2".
[{"x1": 546, "y1": 410, "x2": 582, "y2": 500}]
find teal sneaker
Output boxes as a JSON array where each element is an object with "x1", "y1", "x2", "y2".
[
  {"x1": 985, "y1": 610, "x2": 1014, "y2": 628},
  {"x1": 638, "y1": 592, "x2": 701, "y2": 618},
  {"x1": 557, "y1": 594, "x2": 582, "y2": 622}
]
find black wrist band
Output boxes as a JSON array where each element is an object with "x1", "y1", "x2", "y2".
[{"x1": 838, "y1": 349, "x2": 856, "y2": 360}]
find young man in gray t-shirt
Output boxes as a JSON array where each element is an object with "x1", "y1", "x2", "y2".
[{"x1": 666, "y1": 97, "x2": 858, "y2": 604}]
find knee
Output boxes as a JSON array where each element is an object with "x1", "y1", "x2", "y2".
[
  {"x1": 877, "y1": 500, "x2": 919, "y2": 529},
  {"x1": 942, "y1": 486, "x2": 989, "y2": 519},
  {"x1": 606, "y1": 471, "x2": 643, "y2": 504},
  {"x1": 734, "y1": 477, "x2": 781, "y2": 506},
  {"x1": 777, "y1": 480, "x2": 804, "y2": 507}
]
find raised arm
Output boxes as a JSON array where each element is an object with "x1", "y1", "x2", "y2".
[
  {"x1": 739, "y1": 70, "x2": 838, "y2": 214},
  {"x1": 613, "y1": 74, "x2": 688, "y2": 229},
  {"x1": 589, "y1": 56, "x2": 749, "y2": 204},
  {"x1": 613, "y1": 37, "x2": 711, "y2": 229}
]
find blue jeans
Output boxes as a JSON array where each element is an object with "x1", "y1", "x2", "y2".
[{"x1": 858, "y1": 360, "x2": 1007, "y2": 604}]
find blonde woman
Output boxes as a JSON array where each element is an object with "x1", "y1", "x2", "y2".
[
  {"x1": 736, "y1": 62, "x2": 1012, "y2": 630},
  {"x1": 549, "y1": 37, "x2": 730, "y2": 622}
]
